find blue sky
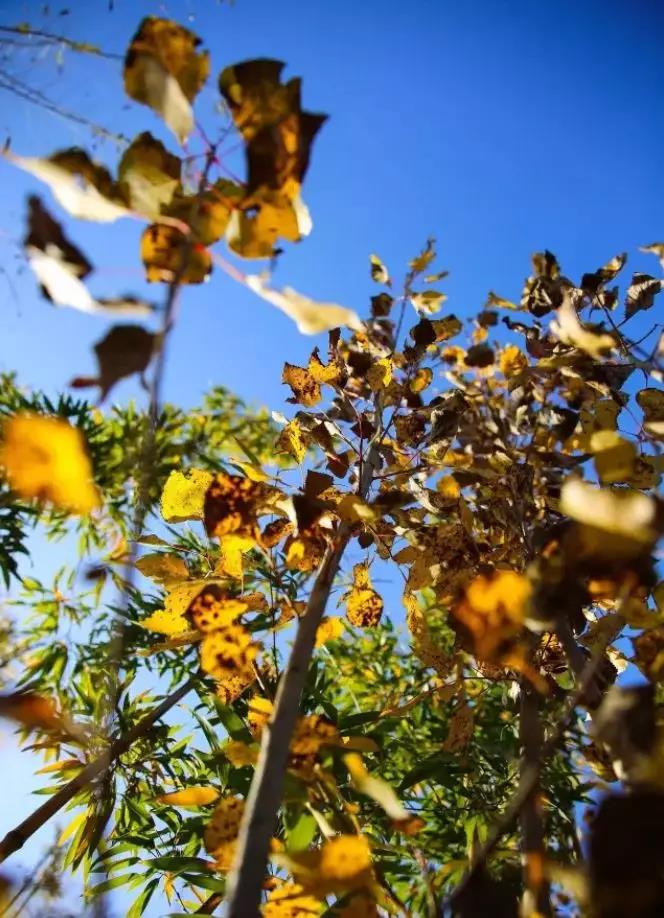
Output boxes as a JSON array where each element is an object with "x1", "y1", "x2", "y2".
[{"x1": 1, "y1": 0, "x2": 663, "y2": 913}]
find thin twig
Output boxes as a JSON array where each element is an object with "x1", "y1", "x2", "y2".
[{"x1": 0, "y1": 676, "x2": 197, "y2": 863}]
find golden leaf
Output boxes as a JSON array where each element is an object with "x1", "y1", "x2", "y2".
[
  {"x1": 366, "y1": 358, "x2": 392, "y2": 392},
  {"x1": 410, "y1": 290, "x2": 446, "y2": 315},
  {"x1": 200, "y1": 624, "x2": 258, "y2": 681},
  {"x1": 262, "y1": 882, "x2": 322, "y2": 917},
  {"x1": 343, "y1": 563, "x2": 384, "y2": 628},
  {"x1": 165, "y1": 179, "x2": 243, "y2": 245},
  {"x1": 344, "y1": 753, "x2": 423, "y2": 833},
  {"x1": 277, "y1": 418, "x2": 307, "y2": 463},
  {"x1": 204, "y1": 796, "x2": 244, "y2": 869},
  {"x1": 550, "y1": 297, "x2": 615, "y2": 358},
  {"x1": 315, "y1": 617, "x2": 345, "y2": 647},
  {"x1": 161, "y1": 468, "x2": 213, "y2": 522},
  {"x1": 410, "y1": 367, "x2": 433, "y2": 393},
  {"x1": 590, "y1": 431, "x2": 637, "y2": 484},
  {"x1": 135, "y1": 552, "x2": 188, "y2": 585},
  {"x1": 369, "y1": 254, "x2": 389, "y2": 285},
  {"x1": 499, "y1": 344, "x2": 528, "y2": 377},
  {"x1": 204, "y1": 472, "x2": 271, "y2": 544},
  {"x1": 188, "y1": 584, "x2": 248, "y2": 632},
  {"x1": 141, "y1": 224, "x2": 211, "y2": 283},
  {"x1": 274, "y1": 834, "x2": 373, "y2": 898},
  {"x1": 560, "y1": 479, "x2": 659, "y2": 545},
  {"x1": 453, "y1": 571, "x2": 531, "y2": 662},
  {"x1": 0, "y1": 414, "x2": 99, "y2": 514},
  {"x1": 124, "y1": 17, "x2": 209, "y2": 142},
  {"x1": 0, "y1": 692, "x2": 61, "y2": 731},
  {"x1": 156, "y1": 786, "x2": 219, "y2": 807},
  {"x1": 282, "y1": 352, "x2": 340, "y2": 406},
  {"x1": 223, "y1": 740, "x2": 259, "y2": 767}
]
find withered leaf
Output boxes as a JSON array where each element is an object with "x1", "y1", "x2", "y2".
[
  {"x1": 118, "y1": 131, "x2": 182, "y2": 218},
  {"x1": 6, "y1": 149, "x2": 128, "y2": 222},
  {"x1": 625, "y1": 272, "x2": 663, "y2": 319},
  {"x1": 70, "y1": 324, "x2": 159, "y2": 401},
  {"x1": 141, "y1": 223, "x2": 211, "y2": 284},
  {"x1": 124, "y1": 17, "x2": 209, "y2": 142}
]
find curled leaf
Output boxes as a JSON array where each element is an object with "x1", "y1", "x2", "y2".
[{"x1": 246, "y1": 275, "x2": 362, "y2": 335}]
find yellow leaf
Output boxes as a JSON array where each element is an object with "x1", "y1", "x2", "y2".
[
  {"x1": 410, "y1": 367, "x2": 433, "y2": 393},
  {"x1": 369, "y1": 253, "x2": 389, "y2": 285},
  {"x1": 200, "y1": 624, "x2": 259, "y2": 681},
  {"x1": 246, "y1": 275, "x2": 362, "y2": 336},
  {"x1": 141, "y1": 223, "x2": 211, "y2": 284},
  {"x1": 315, "y1": 617, "x2": 345, "y2": 647},
  {"x1": 499, "y1": 344, "x2": 528, "y2": 377},
  {"x1": 188, "y1": 585, "x2": 248, "y2": 632},
  {"x1": 263, "y1": 882, "x2": 322, "y2": 917},
  {"x1": 342, "y1": 563, "x2": 384, "y2": 628},
  {"x1": 161, "y1": 468, "x2": 213, "y2": 522},
  {"x1": 277, "y1": 418, "x2": 307, "y2": 464},
  {"x1": 366, "y1": 358, "x2": 392, "y2": 392},
  {"x1": 156, "y1": 787, "x2": 219, "y2": 807},
  {"x1": 273, "y1": 834, "x2": 373, "y2": 898},
  {"x1": 335, "y1": 495, "x2": 377, "y2": 525},
  {"x1": 223, "y1": 740, "x2": 259, "y2": 767},
  {"x1": 344, "y1": 753, "x2": 422, "y2": 832},
  {"x1": 453, "y1": 571, "x2": 531, "y2": 662},
  {"x1": 590, "y1": 430, "x2": 637, "y2": 484},
  {"x1": 560, "y1": 479, "x2": 658, "y2": 544},
  {"x1": 135, "y1": 552, "x2": 188, "y2": 585},
  {"x1": 124, "y1": 17, "x2": 209, "y2": 142},
  {"x1": 58, "y1": 810, "x2": 88, "y2": 847},
  {"x1": 0, "y1": 414, "x2": 99, "y2": 514},
  {"x1": 550, "y1": 297, "x2": 615, "y2": 358}
]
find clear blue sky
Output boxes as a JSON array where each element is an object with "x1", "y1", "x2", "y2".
[{"x1": 1, "y1": 0, "x2": 663, "y2": 913}]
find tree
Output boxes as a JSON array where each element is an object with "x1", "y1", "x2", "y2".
[{"x1": 1, "y1": 11, "x2": 664, "y2": 918}]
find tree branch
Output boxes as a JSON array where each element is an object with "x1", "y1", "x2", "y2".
[
  {"x1": 0, "y1": 676, "x2": 197, "y2": 863},
  {"x1": 519, "y1": 670, "x2": 551, "y2": 916},
  {"x1": 224, "y1": 444, "x2": 380, "y2": 917},
  {"x1": 441, "y1": 622, "x2": 617, "y2": 914}
]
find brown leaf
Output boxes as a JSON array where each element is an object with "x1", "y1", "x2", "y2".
[
  {"x1": 70, "y1": 324, "x2": 159, "y2": 401},
  {"x1": 141, "y1": 223, "x2": 211, "y2": 283}
]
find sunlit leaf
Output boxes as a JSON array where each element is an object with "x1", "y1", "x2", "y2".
[
  {"x1": 156, "y1": 787, "x2": 219, "y2": 807},
  {"x1": 161, "y1": 468, "x2": 214, "y2": 522},
  {"x1": 118, "y1": 131, "x2": 182, "y2": 218},
  {"x1": 141, "y1": 223, "x2": 211, "y2": 283},
  {"x1": 0, "y1": 413, "x2": 99, "y2": 514},
  {"x1": 246, "y1": 275, "x2": 362, "y2": 335},
  {"x1": 124, "y1": 17, "x2": 209, "y2": 142}
]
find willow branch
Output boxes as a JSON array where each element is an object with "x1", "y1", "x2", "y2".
[
  {"x1": 224, "y1": 443, "x2": 380, "y2": 917},
  {"x1": 0, "y1": 676, "x2": 197, "y2": 863}
]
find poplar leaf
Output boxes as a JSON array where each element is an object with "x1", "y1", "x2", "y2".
[
  {"x1": 161, "y1": 469, "x2": 214, "y2": 522},
  {"x1": 246, "y1": 275, "x2": 362, "y2": 335}
]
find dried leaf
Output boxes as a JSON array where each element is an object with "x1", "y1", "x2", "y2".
[
  {"x1": 118, "y1": 131, "x2": 181, "y2": 218},
  {"x1": 342, "y1": 562, "x2": 384, "y2": 628},
  {"x1": 5, "y1": 149, "x2": 128, "y2": 222},
  {"x1": 124, "y1": 17, "x2": 209, "y2": 142},
  {"x1": 70, "y1": 324, "x2": 159, "y2": 401},
  {"x1": 141, "y1": 223, "x2": 211, "y2": 283},
  {"x1": 246, "y1": 275, "x2": 362, "y2": 335}
]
